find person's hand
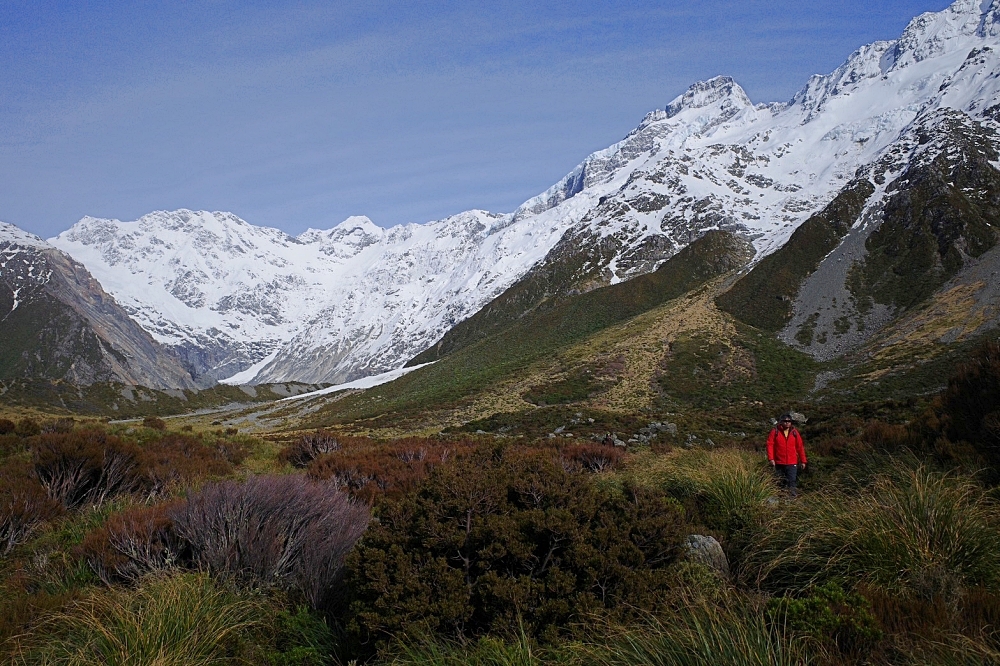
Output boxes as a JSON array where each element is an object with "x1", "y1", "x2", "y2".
[
  {"x1": 799, "y1": 462, "x2": 806, "y2": 471},
  {"x1": 769, "y1": 460, "x2": 775, "y2": 467}
]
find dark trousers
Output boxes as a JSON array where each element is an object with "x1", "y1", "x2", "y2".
[{"x1": 775, "y1": 464, "x2": 799, "y2": 496}]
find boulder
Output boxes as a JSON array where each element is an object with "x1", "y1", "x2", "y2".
[{"x1": 683, "y1": 534, "x2": 730, "y2": 577}]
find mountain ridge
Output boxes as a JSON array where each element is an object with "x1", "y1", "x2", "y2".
[{"x1": 27, "y1": 0, "x2": 1000, "y2": 389}]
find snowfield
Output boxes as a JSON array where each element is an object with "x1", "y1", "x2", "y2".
[{"x1": 48, "y1": 0, "x2": 1000, "y2": 385}]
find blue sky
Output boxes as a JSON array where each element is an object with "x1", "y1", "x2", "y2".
[{"x1": 1, "y1": 0, "x2": 952, "y2": 238}]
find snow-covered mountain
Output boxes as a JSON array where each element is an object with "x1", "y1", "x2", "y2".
[
  {"x1": 48, "y1": 0, "x2": 1000, "y2": 386},
  {"x1": 0, "y1": 222, "x2": 198, "y2": 388}
]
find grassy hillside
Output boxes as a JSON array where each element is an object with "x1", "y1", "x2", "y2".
[
  {"x1": 716, "y1": 179, "x2": 875, "y2": 331},
  {"x1": 296, "y1": 231, "x2": 753, "y2": 428}
]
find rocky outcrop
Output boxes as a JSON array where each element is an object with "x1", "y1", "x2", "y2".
[{"x1": 0, "y1": 225, "x2": 198, "y2": 388}]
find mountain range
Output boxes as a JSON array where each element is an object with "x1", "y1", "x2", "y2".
[{"x1": 2, "y1": 0, "x2": 999, "y2": 397}]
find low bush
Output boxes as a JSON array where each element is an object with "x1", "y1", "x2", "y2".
[
  {"x1": 280, "y1": 430, "x2": 345, "y2": 468},
  {"x1": 79, "y1": 502, "x2": 186, "y2": 585},
  {"x1": 143, "y1": 433, "x2": 235, "y2": 492},
  {"x1": 32, "y1": 429, "x2": 146, "y2": 509},
  {"x1": 0, "y1": 419, "x2": 15, "y2": 435},
  {"x1": 308, "y1": 437, "x2": 473, "y2": 503},
  {"x1": 15, "y1": 418, "x2": 41, "y2": 438},
  {"x1": 41, "y1": 418, "x2": 75, "y2": 434},
  {"x1": 559, "y1": 442, "x2": 624, "y2": 473},
  {"x1": 142, "y1": 416, "x2": 167, "y2": 431},
  {"x1": 0, "y1": 463, "x2": 61, "y2": 557},
  {"x1": 344, "y1": 444, "x2": 686, "y2": 653},
  {"x1": 172, "y1": 474, "x2": 370, "y2": 609}
]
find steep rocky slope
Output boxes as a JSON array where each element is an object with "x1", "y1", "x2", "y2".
[{"x1": 0, "y1": 224, "x2": 198, "y2": 389}]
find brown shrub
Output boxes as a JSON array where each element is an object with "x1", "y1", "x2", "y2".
[
  {"x1": 214, "y1": 438, "x2": 247, "y2": 466},
  {"x1": 0, "y1": 462, "x2": 61, "y2": 556},
  {"x1": 142, "y1": 416, "x2": 167, "y2": 431},
  {"x1": 308, "y1": 437, "x2": 473, "y2": 503},
  {"x1": 559, "y1": 441, "x2": 625, "y2": 473},
  {"x1": 79, "y1": 502, "x2": 186, "y2": 584},
  {"x1": 0, "y1": 419, "x2": 15, "y2": 435},
  {"x1": 862, "y1": 420, "x2": 919, "y2": 451},
  {"x1": 171, "y1": 474, "x2": 370, "y2": 609},
  {"x1": 142, "y1": 434, "x2": 234, "y2": 492},
  {"x1": 32, "y1": 429, "x2": 146, "y2": 509},
  {"x1": 15, "y1": 418, "x2": 41, "y2": 438},
  {"x1": 41, "y1": 418, "x2": 75, "y2": 434},
  {"x1": 279, "y1": 429, "x2": 345, "y2": 468}
]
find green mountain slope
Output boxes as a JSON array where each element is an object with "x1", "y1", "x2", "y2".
[{"x1": 300, "y1": 231, "x2": 754, "y2": 427}]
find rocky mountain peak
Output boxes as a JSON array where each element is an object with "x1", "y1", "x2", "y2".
[
  {"x1": 665, "y1": 76, "x2": 752, "y2": 120},
  {"x1": 0, "y1": 221, "x2": 49, "y2": 249}
]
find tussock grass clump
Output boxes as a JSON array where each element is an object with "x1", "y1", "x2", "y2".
[
  {"x1": 13, "y1": 573, "x2": 264, "y2": 666},
  {"x1": 582, "y1": 593, "x2": 813, "y2": 666},
  {"x1": 387, "y1": 628, "x2": 557, "y2": 666},
  {"x1": 751, "y1": 465, "x2": 1000, "y2": 599},
  {"x1": 626, "y1": 449, "x2": 776, "y2": 537}
]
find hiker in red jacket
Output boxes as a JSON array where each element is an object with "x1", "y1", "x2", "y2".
[{"x1": 768, "y1": 413, "x2": 807, "y2": 496}]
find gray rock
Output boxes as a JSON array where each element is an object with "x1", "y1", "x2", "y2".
[
  {"x1": 554, "y1": 426, "x2": 565, "y2": 434},
  {"x1": 684, "y1": 535, "x2": 730, "y2": 577},
  {"x1": 789, "y1": 411, "x2": 808, "y2": 424}
]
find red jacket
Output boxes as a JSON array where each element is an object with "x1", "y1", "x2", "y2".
[{"x1": 767, "y1": 427, "x2": 807, "y2": 465}]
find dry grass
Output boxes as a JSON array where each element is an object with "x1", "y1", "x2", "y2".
[{"x1": 12, "y1": 572, "x2": 265, "y2": 666}]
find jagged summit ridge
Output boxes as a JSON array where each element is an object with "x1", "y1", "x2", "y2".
[
  {"x1": 1, "y1": 221, "x2": 49, "y2": 249},
  {"x1": 44, "y1": 0, "x2": 1000, "y2": 386}
]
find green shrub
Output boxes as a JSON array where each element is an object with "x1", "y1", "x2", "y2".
[
  {"x1": 938, "y1": 339, "x2": 1000, "y2": 474},
  {"x1": 767, "y1": 581, "x2": 881, "y2": 658},
  {"x1": 265, "y1": 605, "x2": 336, "y2": 666},
  {"x1": 388, "y1": 628, "x2": 551, "y2": 666},
  {"x1": 344, "y1": 445, "x2": 686, "y2": 653}
]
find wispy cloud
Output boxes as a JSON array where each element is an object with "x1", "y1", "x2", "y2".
[{"x1": 0, "y1": 0, "x2": 953, "y2": 237}]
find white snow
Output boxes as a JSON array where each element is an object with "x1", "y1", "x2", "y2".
[
  {"x1": 218, "y1": 348, "x2": 281, "y2": 385},
  {"x1": 42, "y1": 0, "x2": 1000, "y2": 387},
  {"x1": 277, "y1": 362, "x2": 436, "y2": 401}
]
